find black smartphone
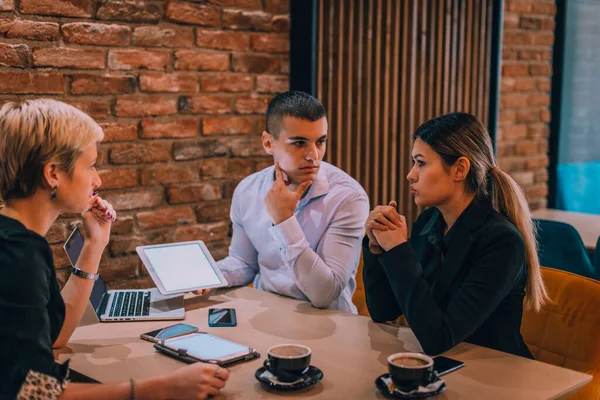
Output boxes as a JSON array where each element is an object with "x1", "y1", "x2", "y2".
[
  {"x1": 208, "y1": 308, "x2": 237, "y2": 327},
  {"x1": 140, "y1": 323, "x2": 198, "y2": 343},
  {"x1": 433, "y1": 356, "x2": 465, "y2": 376}
]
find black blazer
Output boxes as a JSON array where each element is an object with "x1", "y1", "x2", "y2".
[{"x1": 363, "y1": 197, "x2": 533, "y2": 358}]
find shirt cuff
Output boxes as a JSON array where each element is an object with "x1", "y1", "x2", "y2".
[{"x1": 269, "y1": 215, "x2": 306, "y2": 246}]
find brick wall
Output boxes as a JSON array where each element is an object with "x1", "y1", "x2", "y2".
[
  {"x1": 497, "y1": 0, "x2": 556, "y2": 210},
  {"x1": 0, "y1": 0, "x2": 289, "y2": 288}
]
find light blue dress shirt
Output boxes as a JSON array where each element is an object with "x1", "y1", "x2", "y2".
[{"x1": 217, "y1": 162, "x2": 370, "y2": 313}]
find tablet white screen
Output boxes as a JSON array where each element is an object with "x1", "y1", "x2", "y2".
[
  {"x1": 167, "y1": 334, "x2": 249, "y2": 360},
  {"x1": 143, "y1": 243, "x2": 222, "y2": 291}
]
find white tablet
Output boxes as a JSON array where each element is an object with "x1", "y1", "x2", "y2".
[{"x1": 136, "y1": 241, "x2": 228, "y2": 295}]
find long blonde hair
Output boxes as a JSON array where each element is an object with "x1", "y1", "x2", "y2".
[
  {"x1": 414, "y1": 112, "x2": 548, "y2": 311},
  {"x1": 0, "y1": 99, "x2": 103, "y2": 202}
]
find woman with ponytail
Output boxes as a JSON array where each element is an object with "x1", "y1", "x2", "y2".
[{"x1": 363, "y1": 112, "x2": 547, "y2": 358}]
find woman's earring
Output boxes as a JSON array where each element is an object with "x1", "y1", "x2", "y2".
[{"x1": 51, "y1": 186, "x2": 57, "y2": 200}]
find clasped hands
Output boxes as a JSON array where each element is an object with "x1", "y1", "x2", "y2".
[{"x1": 365, "y1": 201, "x2": 408, "y2": 254}]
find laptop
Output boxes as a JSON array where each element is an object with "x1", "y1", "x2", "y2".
[{"x1": 64, "y1": 226, "x2": 185, "y2": 322}]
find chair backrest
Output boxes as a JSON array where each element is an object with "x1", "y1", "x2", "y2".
[
  {"x1": 535, "y1": 219, "x2": 596, "y2": 279},
  {"x1": 522, "y1": 267, "x2": 600, "y2": 399},
  {"x1": 352, "y1": 254, "x2": 370, "y2": 317}
]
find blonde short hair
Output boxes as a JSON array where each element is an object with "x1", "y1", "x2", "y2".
[{"x1": 0, "y1": 99, "x2": 104, "y2": 202}]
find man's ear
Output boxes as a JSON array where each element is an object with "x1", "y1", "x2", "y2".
[
  {"x1": 262, "y1": 131, "x2": 275, "y2": 155},
  {"x1": 452, "y1": 156, "x2": 471, "y2": 182},
  {"x1": 42, "y1": 161, "x2": 60, "y2": 190}
]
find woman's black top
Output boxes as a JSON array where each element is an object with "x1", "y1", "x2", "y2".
[
  {"x1": 363, "y1": 196, "x2": 533, "y2": 358},
  {"x1": 0, "y1": 214, "x2": 69, "y2": 398}
]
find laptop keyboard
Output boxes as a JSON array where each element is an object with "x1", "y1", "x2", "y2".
[{"x1": 109, "y1": 291, "x2": 151, "y2": 317}]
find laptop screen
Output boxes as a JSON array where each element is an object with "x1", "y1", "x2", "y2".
[{"x1": 64, "y1": 227, "x2": 106, "y2": 313}]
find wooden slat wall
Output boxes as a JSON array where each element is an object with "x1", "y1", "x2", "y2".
[{"x1": 317, "y1": 0, "x2": 493, "y2": 222}]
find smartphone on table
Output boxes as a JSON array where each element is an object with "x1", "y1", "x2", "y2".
[
  {"x1": 140, "y1": 323, "x2": 198, "y2": 343},
  {"x1": 208, "y1": 308, "x2": 237, "y2": 327},
  {"x1": 433, "y1": 355, "x2": 465, "y2": 376}
]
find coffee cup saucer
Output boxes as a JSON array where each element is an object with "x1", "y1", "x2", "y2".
[
  {"x1": 255, "y1": 365, "x2": 323, "y2": 391},
  {"x1": 375, "y1": 373, "x2": 445, "y2": 399}
]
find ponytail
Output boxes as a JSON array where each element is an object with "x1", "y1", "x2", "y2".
[{"x1": 489, "y1": 167, "x2": 548, "y2": 311}]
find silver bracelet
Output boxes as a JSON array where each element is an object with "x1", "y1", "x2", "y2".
[
  {"x1": 130, "y1": 377, "x2": 136, "y2": 400},
  {"x1": 71, "y1": 267, "x2": 99, "y2": 281}
]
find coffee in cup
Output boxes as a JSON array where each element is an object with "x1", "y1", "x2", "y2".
[
  {"x1": 387, "y1": 352, "x2": 434, "y2": 389},
  {"x1": 264, "y1": 344, "x2": 311, "y2": 382}
]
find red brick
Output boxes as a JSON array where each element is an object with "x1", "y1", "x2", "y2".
[
  {"x1": 62, "y1": 22, "x2": 131, "y2": 46},
  {"x1": 525, "y1": 156, "x2": 548, "y2": 169},
  {"x1": 51, "y1": 244, "x2": 70, "y2": 269},
  {"x1": 518, "y1": 49, "x2": 552, "y2": 61},
  {"x1": 4, "y1": 20, "x2": 59, "y2": 41},
  {"x1": 108, "y1": 50, "x2": 171, "y2": 71},
  {"x1": 133, "y1": 26, "x2": 194, "y2": 48},
  {"x1": 538, "y1": 140, "x2": 549, "y2": 153},
  {"x1": 505, "y1": 1, "x2": 532, "y2": 13},
  {"x1": 64, "y1": 99, "x2": 110, "y2": 119},
  {"x1": 97, "y1": 0, "x2": 161, "y2": 23},
  {"x1": 502, "y1": 31, "x2": 533, "y2": 45},
  {"x1": 495, "y1": 142, "x2": 513, "y2": 157},
  {"x1": 0, "y1": 71, "x2": 63, "y2": 94},
  {"x1": 115, "y1": 96, "x2": 178, "y2": 117},
  {"x1": 537, "y1": 79, "x2": 551, "y2": 91},
  {"x1": 196, "y1": 29, "x2": 248, "y2": 51},
  {"x1": 175, "y1": 221, "x2": 228, "y2": 243},
  {"x1": 514, "y1": 140, "x2": 539, "y2": 155},
  {"x1": 532, "y1": 2, "x2": 556, "y2": 15},
  {"x1": 174, "y1": 50, "x2": 229, "y2": 71},
  {"x1": 519, "y1": 16, "x2": 541, "y2": 30},
  {"x1": 165, "y1": 1, "x2": 221, "y2": 26},
  {"x1": 529, "y1": 64, "x2": 552, "y2": 76},
  {"x1": 513, "y1": 78, "x2": 536, "y2": 92},
  {"x1": 528, "y1": 94, "x2": 550, "y2": 106},
  {"x1": 200, "y1": 74, "x2": 254, "y2": 92},
  {"x1": 173, "y1": 139, "x2": 228, "y2": 161},
  {"x1": 33, "y1": 48, "x2": 105, "y2": 69},
  {"x1": 70, "y1": 74, "x2": 135, "y2": 95},
  {"x1": 140, "y1": 118, "x2": 199, "y2": 138},
  {"x1": 203, "y1": 117, "x2": 253, "y2": 135},
  {"x1": 109, "y1": 235, "x2": 146, "y2": 257},
  {"x1": 279, "y1": 57, "x2": 289, "y2": 74},
  {"x1": 272, "y1": 15, "x2": 290, "y2": 32},
  {"x1": 21, "y1": 0, "x2": 92, "y2": 17},
  {"x1": 207, "y1": 0, "x2": 261, "y2": 7},
  {"x1": 110, "y1": 143, "x2": 171, "y2": 164},
  {"x1": 264, "y1": 0, "x2": 289, "y2": 14},
  {"x1": 516, "y1": 109, "x2": 540, "y2": 123},
  {"x1": 501, "y1": 124, "x2": 528, "y2": 141},
  {"x1": 201, "y1": 158, "x2": 253, "y2": 179},
  {"x1": 500, "y1": 93, "x2": 528, "y2": 109},
  {"x1": 136, "y1": 206, "x2": 196, "y2": 230},
  {"x1": 235, "y1": 95, "x2": 270, "y2": 114},
  {"x1": 532, "y1": 32, "x2": 554, "y2": 46},
  {"x1": 256, "y1": 75, "x2": 288, "y2": 93},
  {"x1": 0, "y1": 44, "x2": 31, "y2": 68},
  {"x1": 535, "y1": 168, "x2": 549, "y2": 183},
  {"x1": 222, "y1": 179, "x2": 241, "y2": 199},
  {"x1": 222, "y1": 10, "x2": 271, "y2": 31},
  {"x1": 503, "y1": 13, "x2": 519, "y2": 29},
  {"x1": 0, "y1": 0, "x2": 13, "y2": 11},
  {"x1": 540, "y1": 109, "x2": 551, "y2": 123},
  {"x1": 111, "y1": 215, "x2": 134, "y2": 234},
  {"x1": 228, "y1": 136, "x2": 265, "y2": 157},
  {"x1": 99, "y1": 254, "x2": 140, "y2": 281},
  {"x1": 497, "y1": 156, "x2": 526, "y2": 172},
  {"x1": 98, "y1": 168, "x2": 138, "y2": 190},
  {"x1": 195, "y1": 200, "x2": 231, "y2": 222},
  {"x1": 140, "y1": 72, "x2": 198, "y2": 93},
  {"x1": 511, "y1": 171, "x2": 535, "y2": 187},
  {"x1": 540, "y1": 18, "x2": 555, "y2": 31},
  {"x1": 46, "y1": 222, "x2": 70, "y2": 245},
  {"x1": 167, "y1": 182, "x2": 222, "y2": 204},
  {"x1": 250, "y1": 33, "x2": 288, "y2": 53},
  {"x1": 140, "y1": 164, "x2": 196, "y2": 186},
  {"x1": 104, "y1": 189, "x2": 164, "y2": 211},
  {"x1": 525, "y1": 184, "x2": 548, "y2": 200},
  {"x1": 502, "y1": 63, "x2": 529, "y2": 77},
  {"x1": 178, "y1": 94, "x2": 233, "y2": 115},
  {"x1": 498, "y1": 110, "x2": 516, "y2": 127},
  {"x1": 232, "y1": 53, "x2": 279, "y2": 73},
  {"x1": 502, "y1": 47, "x2": 518, "y2": 60},
  {"x1": 100, "y1": 123, "x2": 138, "y2": 142},
  {"x1": 528, "y1": 124, "x2": 549, "y2": 139}
]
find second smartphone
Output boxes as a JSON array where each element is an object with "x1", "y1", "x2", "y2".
[
  {"x1": 208, "y1": 308, "x2": 237, "y2": 327},
  {"x1": 140, "y1": 323, "x2": 198, "y2": 343}
]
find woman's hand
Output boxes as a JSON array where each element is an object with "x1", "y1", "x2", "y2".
[
  {"x1": 366, "y1": 201, "x2": 408, "y2": 252},
  {"x1": 164, "y1": 362, "x2": 229, "y2": 399},
  {"x1": 81, "y1": 193, "x2": 116, "y2": 250}
]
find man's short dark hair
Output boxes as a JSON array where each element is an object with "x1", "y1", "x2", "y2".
[{"x1": 266, "y1": 91, "x2": 327, "y2": 138}]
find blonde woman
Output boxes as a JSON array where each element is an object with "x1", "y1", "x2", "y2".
[
  {"x1": 0, "y1": 99, "x2": 229, "y2": 399},
  {"x1": 363, "y1": 112, "x2": 547, "y2": 358}
]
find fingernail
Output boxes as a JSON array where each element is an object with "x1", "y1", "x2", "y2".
[{"x1": 92, "y1": 191, "x2": 98, "y2": 196}]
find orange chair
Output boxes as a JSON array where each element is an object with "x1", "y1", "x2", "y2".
[
  {"x1": 521, "y1": 267, "x2": 600, "y2": 399},
  {"x1": 352, "y1": 254, "x2": 370, "y2": 317}
]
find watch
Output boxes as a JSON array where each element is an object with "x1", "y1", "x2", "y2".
[{"x1": 72, "y1": 267, "x2": 99, "y2": 281}]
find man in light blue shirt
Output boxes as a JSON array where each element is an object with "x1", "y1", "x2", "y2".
[{"x1": 216, "y1": 91, "x2": 369, "y2": 313}]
